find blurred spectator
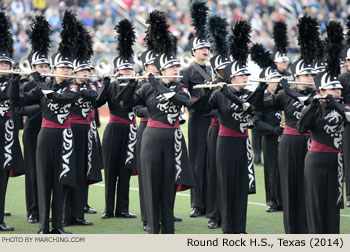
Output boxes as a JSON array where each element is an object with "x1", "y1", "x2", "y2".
[{"x1": 3, "y1": 0, "x2": 350, "y2": 64}]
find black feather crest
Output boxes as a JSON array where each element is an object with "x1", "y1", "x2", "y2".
[
  {"x1": 314, "y1": 38, "x2": 325, "y2": 60},
  {"x1": 59, "y1": 10, "x2": 78, "y2": 58},
  {"x1": 115, "y1": 19, "x2": 136, "y2": 59},
  {"x1": 207, "y1": 15, "x2": 229, "y2": 56},
  {"x1": 272, "y1": 21, "x2": 288, "y2": 54},
  {"x1": 75, "y1": 21, "x2": 93, "y2": 61},
  {"x1": 144, "y1": 10, "x2": 173, "y2": 54},
  {"x1": 325, "y1": 20, "x2": 343, "y2": 76},
  {"x1": 229, "y1": 19, "x2": 251, "y2": 65},
  {"x1": 30, "y1": 15, "x2": 52, "y2": 55},
  {"x1": 0, "y1": 12, "x2": 13, "y2": 57},
  {"x1": 345, "y1": 15, "x2": 350, "y2": 47},
  {"x1": 250, "y1": 43, "x2": 276, "y2": 69},
  {"x1": 297, "y1": 15, "x2": 319, "y2": 63},
  {"x1": 190, "y1": 0, "x2": 209, "y2": 39}
]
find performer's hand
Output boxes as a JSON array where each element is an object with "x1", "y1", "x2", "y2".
[
  {"x1": 102, "y1": 75, "x2": 111, "y2": 88},
  {"x1": 325, "y1": 94, "x2": 337, "y2": 108},
  {"x1": 217, "y1": 82, "x2": 226, "y2": 90},
  {"x1": 273, "y1": 127, "x2": 284, "y2": 137},
  {"x1": 279, "y1": 78, "x2": 290, "y2": 90},
  {"x1": 32, "y1": 72, "x2": 42, "y2": 82}
]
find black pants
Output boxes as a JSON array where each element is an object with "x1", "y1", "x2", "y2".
[
  {"x1": 343, "y1": 125, "x2": 350, "y2": 202},
  {"x1": 0, "y1": 168, "x2": 9, "y2": 224},
  {"x1": 102, "y1": 123, "x2": 132, "y2": 215},
  {"x1": 206, "y1": 125, "x2": 220, "y2": 221},
  {"x1": 278, "y1": 134, "x2": 309, "y2": 234},
  {"x1": 136, "y1": 121, "x2": 147, "y2": 223},
  {"x1": 63, "y1": 123, "x2": 89, "y2": 221},
  {"x1": 304, "y1": 151, "x2": 340, "y2": 234},
  {"x1": 36, "y1": 128, "x2": 66, "y2": 230},
  {"x1": 23, "y1": 127, "x2": 40, "y2": 219},
  {"x1": 189, "y1": 112, "x2": 210, "y2": 210},
  {"x1": 217, "y1": 136, "x2": 248, "y2": 233},
  {"x1": 141, "y1": 127, "x2": 177, "y2": 234},
  {"x1": 0, "y1": 117, "x2": 10, "y2": 224},
  {"x1": 251, "y1": 127, "x2": 262, "y2": 164},
  {"x1": 262, "y1": 134, "x2": 282, "y2": 208}
]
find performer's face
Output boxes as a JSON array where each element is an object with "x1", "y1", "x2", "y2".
[
  {"x1": 116, "y1": 68, "x2": 133, "y2": 76},
  {"x1": 346, "y1": 58, "x2": 350, "y2": 72},
  {"x1": 161, "y1": 64, "x2": 180, "y2": 83},
  {"x1": 276, "y1": 61, "x2": 288, "y2": 72},
  {"x1": 54, "y1": 66, "x2": 73, "y2": 83},
  {"x1": 194, "y1": 47, "x2": 209, "y2": 61},
  {"x1": 0, "y1": 61, "x2": 11, "y2": 76},
  {"x1": 75, "y1": 69, "x2": 90, "y2": 84},
  {"x1": 296, "y1": 74, "x2": 314, "y2": 91},
  {"x1": 320, "y1": 88, "x2": 342, "y2": 102},
  {"x1": 232, "y1": 74, "x2": 248, "y2": 91},
  {"x1": 267, "y1": 82, "x2": 278, "y2": 94},
  {"x1": 145, "y1": 64, "x2": 158, "y2": 75},
  {"x1": 33, "y1": 64, "x2": 50, "y2": 74}
]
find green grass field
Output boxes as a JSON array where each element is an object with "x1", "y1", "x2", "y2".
[{"x1": 3, "y1": 121, "x2": 350, "y2": 234}]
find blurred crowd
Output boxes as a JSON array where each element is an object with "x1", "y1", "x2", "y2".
[{"x1": 1, "y1": 0, "x2": 350, "y2": 63}]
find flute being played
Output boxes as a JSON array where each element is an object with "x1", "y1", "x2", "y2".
[
  {"x1": 249, "y1": 77, "x2": 315, "y2": 85},
  {"x1": 0, "y1": 70, "x2": 94, "y2": 79},
  {"x1": 193, "y1": 82, "x2": 253, "y2": 89}
]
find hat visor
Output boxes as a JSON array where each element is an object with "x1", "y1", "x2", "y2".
[
  {"x1": 54, "y1": 61, "x2": 74, "y2": 69},
  {"x1": 74, "y1": 64, "x2": 91, "y2": 73},
  {"x1": 32, "y1": 59, "x2": 50, "y2": 66},
  {"x1": 232, "y1": 68, "x2": 251, "y2": 77},
  {"x1": 216, "y1": 62, "x2": 230, "y2": 70},
  {"x1": 274, "y1": 56, "x2": 289, "y2": 63},
  {"x1": 0, "y1": 57, "x2": 13, "y2": 65},
  {"x1": 296, "y1": 68, "x2": 315, "y2": 76},
  {"x1": 320, "y1": 82, "x2": 343, "y2": 90},
  {"x1": 116, "y1": 63, "x2": 134, "y2": 71},
  {"x1": 267, "y1": 72, "x2": 282, "y2": 79},
  {"x1": 192, "y1": 43, "x2": 210, "y2": 51},
  {"x1": 161, "y1": 60, "x2": 180, "y2": 70}
]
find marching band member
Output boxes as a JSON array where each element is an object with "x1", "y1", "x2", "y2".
[
  {"x1": 63, "y1": 20, "x2": 101, "y2": 227},
  {"x1": 9, "y1": 11, "x2": 79, "y2": 234},
  {"x1": 118, "y1": 10, "x2": 194, "y2": 233},
  {"x1": 0, "y1": 11, "x2": 25, "y2": 232},
  {"x1": 250, "y1": 44, "x2": 283, "y2": 213},
  {"x1": 19, "y1": 15, "x2": 52, "y2": 224},
  {"x1": 180, "y1": 0, "x2": 211, "y2": 217},
  {"x1": 264, "y1": 16, "x2": 319, "y2": 233},
  {"x1": 97, "y1": 19, "x2": 138, "y2": 220},
  {"x1": 204, "y1": 14, "x2": 232, "y2": 229},
  {"x1": 298, "y1": 20, "x2": 348, "y2": 233}
]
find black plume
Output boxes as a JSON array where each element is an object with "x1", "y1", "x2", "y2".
[
  {"x1": 190, "y1": 0, "x2": 209, "y2": 39},
  {"x1": 75, "y1": 21, "x2": 93, "y2": 61},
  {"x1": 59, "y1": 10, "x2": 78, "y2": 58},
  {"x1": 172, "y1": 34, "x2": 178, "y2": 56},
  {"x1": 30, "y1": 15, "x2": 52, "y2": 55},
  {"x1": 115, "y1": 19, "x2": 136, "y2": 59},
  {"x1": 345, "y1": 15, "x2": 350, "y2": 47},
  {"x1": 144, "y1": 10, "x2": 174, "y2": 54},
  {"x1": 0, "y1": 12, "x2": 13, "y2": 57},
  {"x1": 207, "y1": 15, "x2": 229, "y2": 56},
  {"x1": 229, "y1": 19, "x2": 251, "y2": 65},
  {"x1": 250, "y1": 43, "x2": 276, "y2": 69},
  {"x1": 325, "y1": 20, "x2": 343, "y2": 76},
  {"x1": 272, "y1": 21, "x2": 288, "y2": 54},
  {"x1": 297, "y1": 15, "x2": 319, "y2": 63},
  {"x1": 314, "y1": 38, "x2": 325, "y2": 60}
]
